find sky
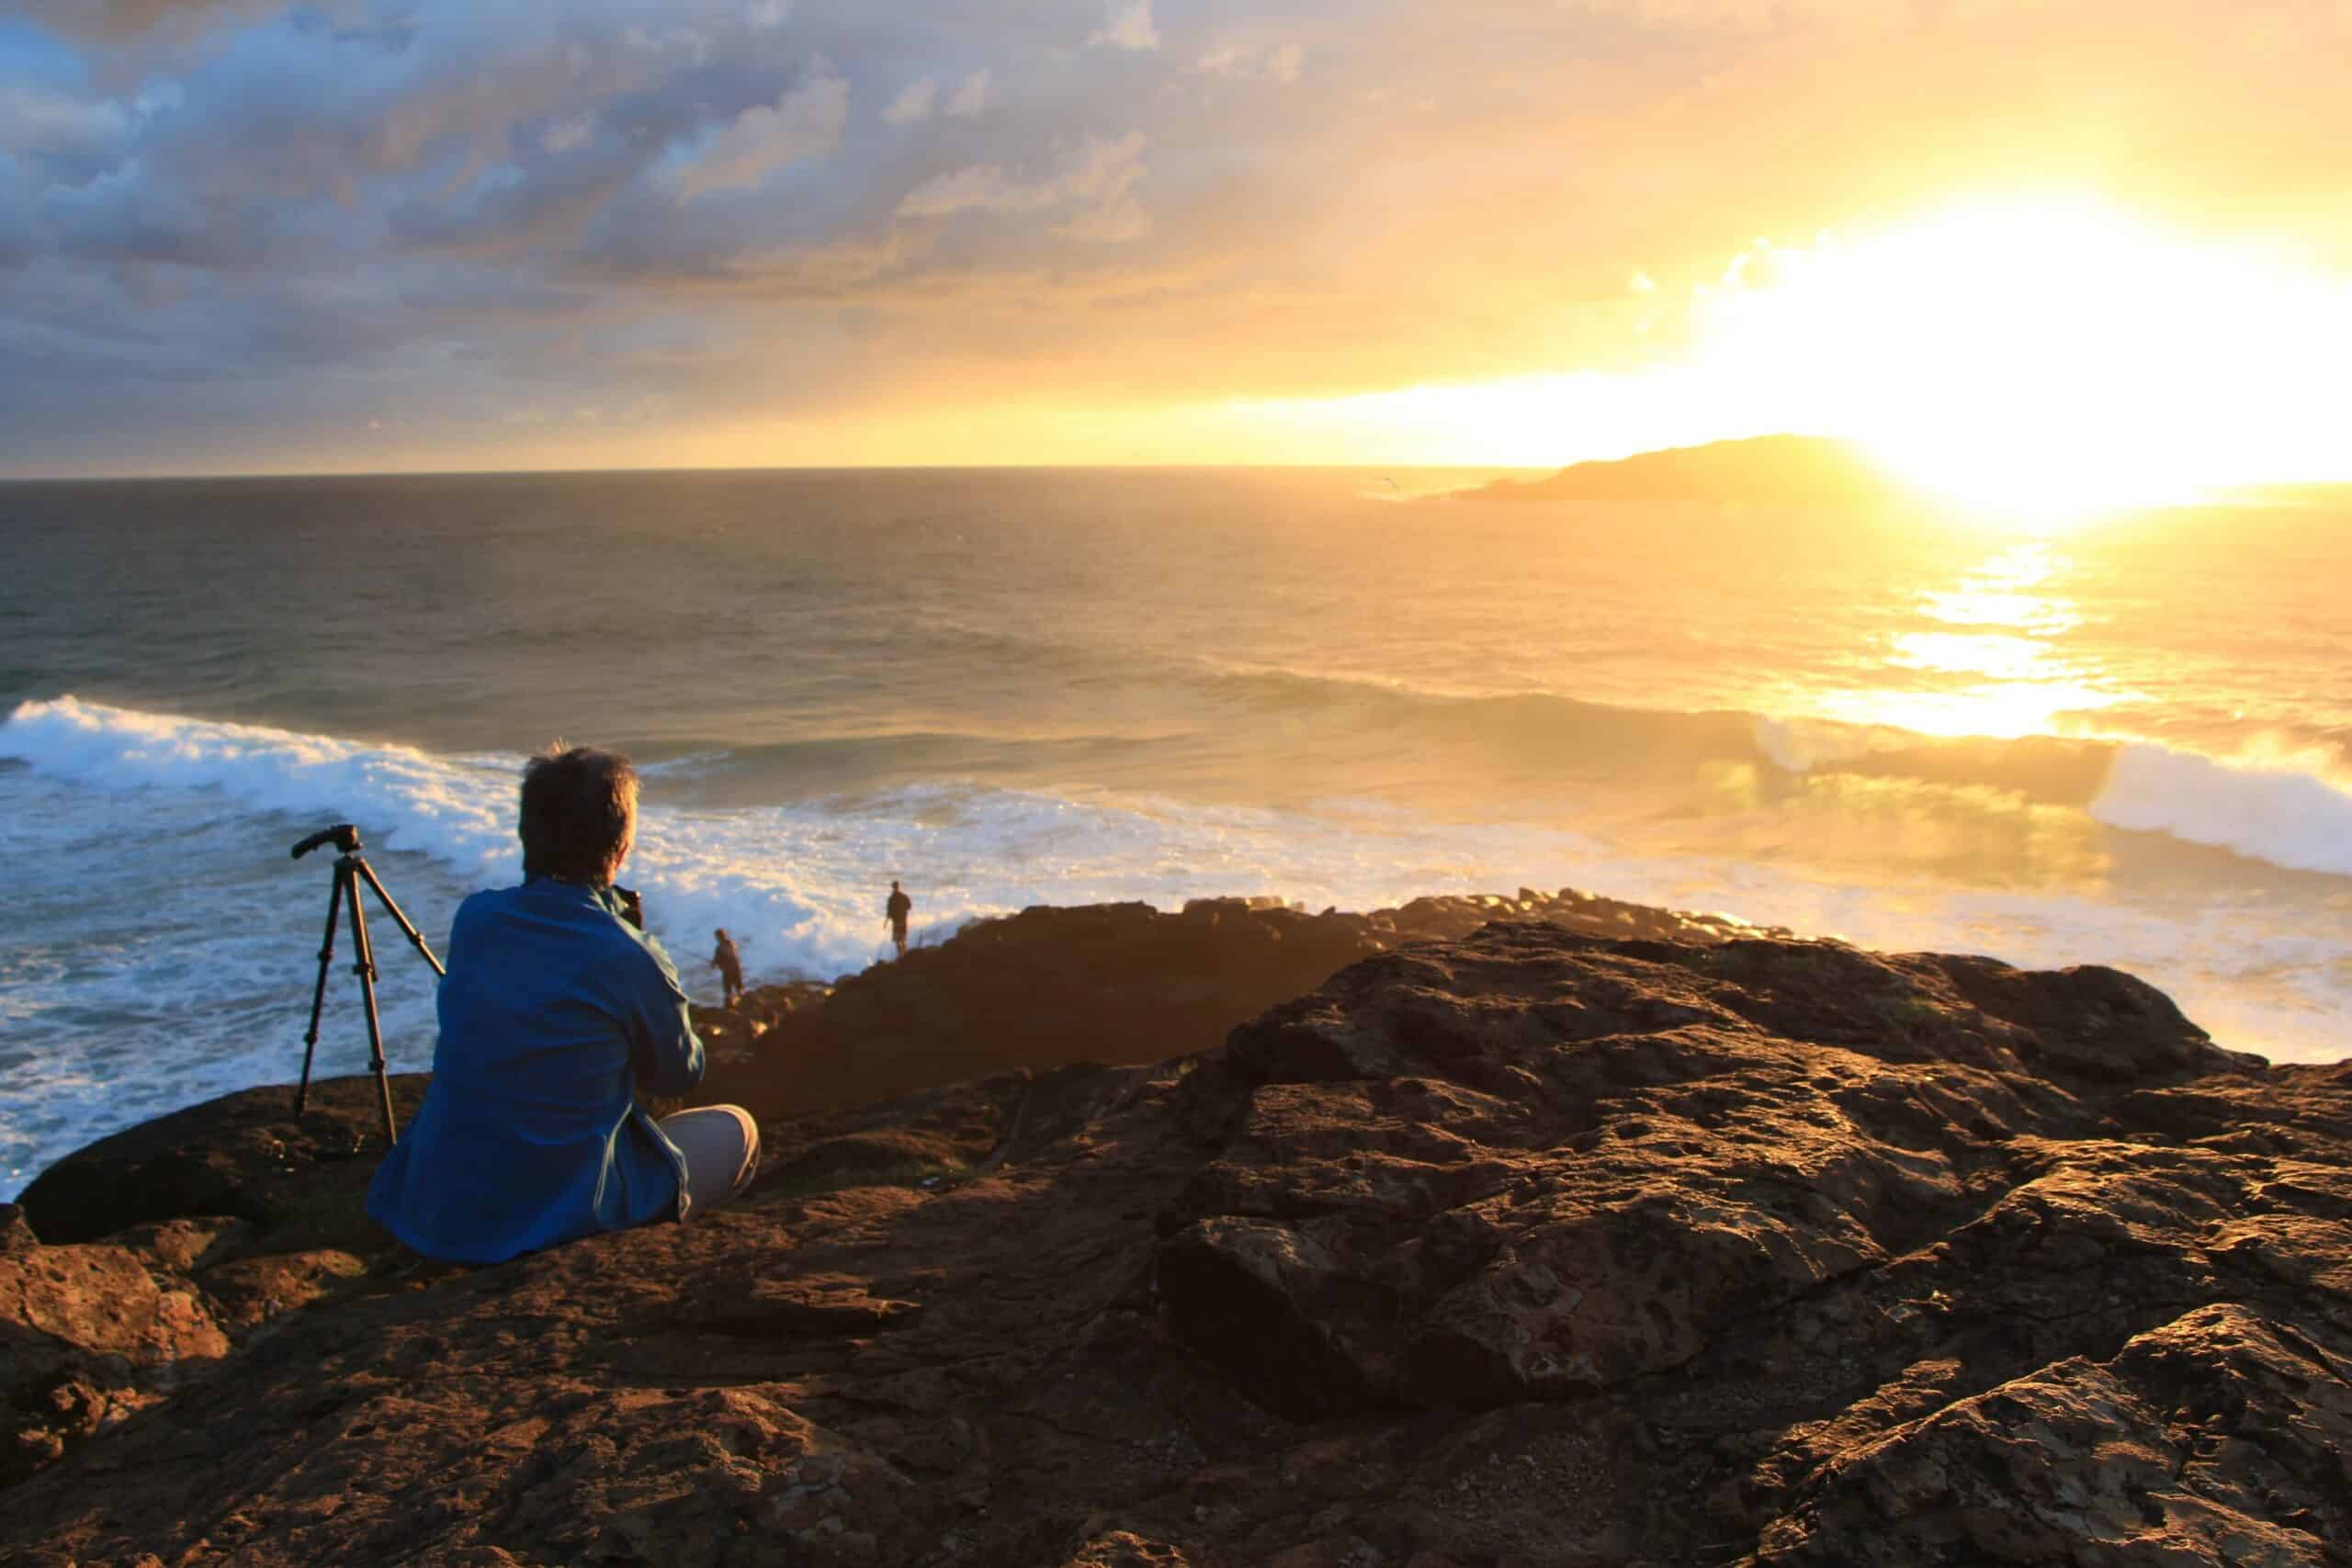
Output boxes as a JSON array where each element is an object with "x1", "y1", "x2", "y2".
[{"x1": 3, "y1": 0, "x2": 2350, "y2": 479}]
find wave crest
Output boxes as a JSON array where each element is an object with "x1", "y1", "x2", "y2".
[
  {"x1": 0, "y1": 696, "x2": 513, "y2": 867},
  {"x1": 2091, "y1": 742, "x2": 2352, "y2": 875},
  {"x1": 10, "y1": 693, "x2": 2352, "y2": 889}
]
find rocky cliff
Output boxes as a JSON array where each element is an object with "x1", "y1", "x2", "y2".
[{"x1": 6, "y1": 902, "x2": 2349, "y2": 1566}]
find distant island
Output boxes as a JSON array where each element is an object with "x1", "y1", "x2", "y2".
[{"x1": 1456, "y1": 433, "x2": 1920, "y2": 506}]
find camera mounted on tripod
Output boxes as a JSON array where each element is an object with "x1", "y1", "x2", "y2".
[
  {"x1": 288, "y1": 821, "x2": 444, "y2": 1144},
  {"x1": 291, "y1": 823, "x2": 364, "y2": 860}
]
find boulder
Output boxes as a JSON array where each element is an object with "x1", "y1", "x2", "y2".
[{"x1": 16, "y1": 1075, "x2": 427, "y2": 1245}]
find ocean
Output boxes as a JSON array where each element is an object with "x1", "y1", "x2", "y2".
[{"x1": 5, "y1": 466, "x2": 2350, "y2": 1197}]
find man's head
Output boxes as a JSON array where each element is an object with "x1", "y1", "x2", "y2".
[
  {"x1": 715, "y1": 928, "x2": 728, "y2": 940},
  {"x1": 519, "y1": 745, "x2": 639, "y2": 886},
  {"x1": 891, "y1": 879, "x2": 901, "y2": 891}
]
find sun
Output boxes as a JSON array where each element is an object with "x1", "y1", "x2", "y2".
[
  {"x1": 1204, "y1": 190, "x2": 2351, "y2": 507},
  {"x1": 1691, "y1": 193, "x2": 2352, "y2": 525}
]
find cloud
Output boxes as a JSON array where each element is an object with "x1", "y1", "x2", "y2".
[
  {"x1": 541, "y1": 114, "x2": 595, "y2": 153},
  {"x1": 1197, "y1": 41, "x2": 1302, "y2": 84},
  {"x1": 6, "y1": 0, "x2": 2352, "y2": 475},
  {"x1": 883, "y1": 76, "x2": 935, "y2": 126},
  {"x1": 1555, "y1": 0, "x2": 1900, "y2": 27},
  {"x1": 897, "y1": 130, "x2": 1148, "y2": 241},
  {"x1": 15, "y1": 0, "x2": 278, "y2": 43},
  {"x1": 944, "y1": 67, "x2": 989, "y2": 118},
  {"x1": 1089, "y1": 1, "x2": 1159, "y2": 52},
  {"x1": 0, "y1": 84, "x2": 131, "y2": 158},
  {"x1": 671, "y1": 63, "x2": 848, "y2": 200},
  {"x1": 1055, "y1": 197, "x2": 1148, "y2": 243},
  {"x1": 898, "y1": 164, "x2": 1054, "y2": 219},
  {"x1": 1058, "y1": 130, "x2": 1148, "y2": 203}
]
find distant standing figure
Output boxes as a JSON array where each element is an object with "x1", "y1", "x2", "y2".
[
  {"x1": 711, "y1": 928, "x2": 744, "y2": 1009},
  {"x1": 886, "y1": 880, "x2": 913, "y2": 959}
]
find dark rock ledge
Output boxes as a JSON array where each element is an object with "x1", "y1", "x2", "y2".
[{"x1": 5, "y1": 894, "x2": 2348, "y2": 1567}]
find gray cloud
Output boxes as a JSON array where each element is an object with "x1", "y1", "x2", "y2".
[
  {"x1": 671, "y1": 62, "x2": 849, "y2": 199},
  {"x1": 3, "y1": 0, "x2": 2349, "y2": 473},
  {"x1": 15, "y1": 0, "x2": 290, "y2": 44},
  {"x1": 882, "y1": 75, "x2": 935, "y2": 125},
  {"x1": 899, "y1": 132, "x2": 1145, "y2": 220},
  {"x1": 1196, "y1": 40, "x2": 1301, "y2": 84},
  {"x1": 943, "y1": 67, "x2": 990, "y2": 118},
  {"x1": 0, "y1": 0, "x2": 1364, "y2": 453},
  {"x1": 1088, "y1": 2, "x2": 1159, "y2": 52}
]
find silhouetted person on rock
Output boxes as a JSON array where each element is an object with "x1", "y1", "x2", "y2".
[
  {"x1": 886, "y1": 879, "x2": 912, "y2": 959},
  {"x1": 367, "y1": 745, "x2": 761, "y2": 1265},
  {"x1": 710, "y1": 928, "x2": 744, "y2": 1009}
]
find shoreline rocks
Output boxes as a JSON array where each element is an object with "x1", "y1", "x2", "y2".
[
  {"x1": 17, "y1": 1073, "x2": 427, "y2": 1247},
  {"x1": 6, "y1": 896, "x2": 2347, "y2": 1565},
  {"x1": 695, "y1": 886, "x2": 1789, "y2": 1122}
]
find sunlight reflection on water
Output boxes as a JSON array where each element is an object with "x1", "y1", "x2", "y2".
[{"x1": 1819, "y1": 539, "x2": 2132, "y2": 739}]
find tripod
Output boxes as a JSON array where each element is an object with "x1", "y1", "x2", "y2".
[{"x1": 291, "y1": 824, "x2": 445, "y2": 1145}]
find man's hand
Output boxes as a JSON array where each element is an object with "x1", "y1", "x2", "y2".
[{"x1": 616, "y1": 886, "x2": 645, "y2": 931}]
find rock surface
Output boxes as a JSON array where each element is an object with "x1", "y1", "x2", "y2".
[
  {"x1": 697, "y1": 888, "x2": 1784, "y2": 1122},
  {"x1": 6, "y1": 907, "x2": 2349, "y2": 1566},
  {"x1": 1, "y1": 1241, "x2": 229, "y2": 1487},
  {"x1": 17, "y1": 1073, "x2": 426, "y2": 1246}
]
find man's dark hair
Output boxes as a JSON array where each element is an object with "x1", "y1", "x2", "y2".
[{"x1": 519, "y1": 745, "x2": 639, "y2": 885}]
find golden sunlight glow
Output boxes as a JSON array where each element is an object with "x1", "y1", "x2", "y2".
[
  {"x1": 1231, "y1": 193, "x2": 2352, "y2": 516},
  {"x1": 1694, "y1": 195, "x2": 2352, "y2": 523},
  {"x1": 1815, "y1": 542, "x2": 2129, "y2": 739}
]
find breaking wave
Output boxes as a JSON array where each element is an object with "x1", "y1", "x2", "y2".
[
  {"x1": 2090, "y1": 742, "x2": 2352, "y2": 876},
  {"x1": 10, "y1": 691, "x2": 2352, "y2": 888},
  {"x1": 8, "y1": 692, "x2": 2352, "y2": 1197}
]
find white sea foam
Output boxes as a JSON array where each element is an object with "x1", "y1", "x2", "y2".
[
  {"x1": 0, "y1": 697, "x2": 1626, "y2": 1190},
  {"x1": 2090, "y1": 740, "x2": 2352, "y2": 875},
  {"x1": 0, "y1": 696, "x2": 515, "y2": 874},
  {"x1": 7, "y1": 694, "x2": 2352, "y2": 1201},
  {"x1": 1749, "y1": 714, "x2": 1942, "y2": 773},
  {"x1": 1755, "y1": 711, "x2": 2352, "y2": 883},
  {"x1": 0, "y1": 695, "x2": 1617, "y2": 976}
]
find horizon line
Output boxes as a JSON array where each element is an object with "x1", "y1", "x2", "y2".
[
  {"x1": 0, "y1": 457, "x2": 1556, "y2": 485},
  {"x1": 5, "y1": 437, "x2": 2349, "y2": 489}
]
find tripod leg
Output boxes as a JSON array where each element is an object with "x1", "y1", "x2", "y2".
[
  {"x1": 295, "y1": 865, "x2": 345, "y2": 1114},
  {"x1": 345, "y1": 869, "x2": 401, "y2": 1147},
  {"x1": 352, "y1": 855, "x2": 446, "y2": 977}
]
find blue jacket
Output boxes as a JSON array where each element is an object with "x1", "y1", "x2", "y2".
[{"x1": 367, "y1": 876, "x2": 705, "y2": 1264}]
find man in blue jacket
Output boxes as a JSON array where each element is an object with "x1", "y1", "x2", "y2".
[{"x1": 368, "y1": 745, "x2": 760, "y2": 1264}]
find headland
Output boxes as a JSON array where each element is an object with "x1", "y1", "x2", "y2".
[{"x1": 1454, "y1": 434, "x2": 1918, "y2": 509}]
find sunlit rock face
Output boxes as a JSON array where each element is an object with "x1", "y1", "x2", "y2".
[
  {"x1": 0, "y1": 1238, "x2": 231, "y2": 1486},
  {"x1": 699, "y1": 887, "x2": 1788, "y2": 1122},
  {"x1": 4, "y1": 914, "x2": 2348, "y2": 1567},
  {"x1": 1154, "y1": 927, "x2": 2235, "y2": 1416}
]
